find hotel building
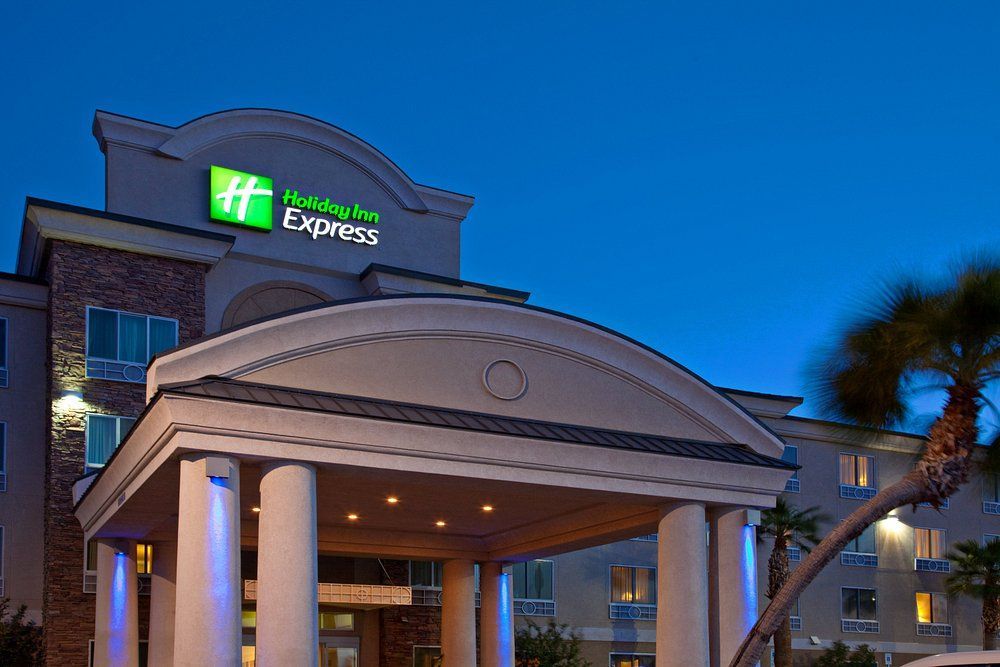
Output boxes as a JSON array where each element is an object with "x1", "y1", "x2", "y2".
[{"x1": 0, "y1": 109, "x2": 991, "y2": 667}]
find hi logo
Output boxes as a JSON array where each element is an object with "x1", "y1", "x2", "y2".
[{"x1": 209, "y1": 165, "x2": 274, "y2": 230}]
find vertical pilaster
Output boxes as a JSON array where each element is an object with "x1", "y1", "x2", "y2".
[
  {"x1": 147, "y1": 539, "x2": 177, "y2": 667},
  {"x1": 441, "y1": 559, "x2": 477, "y2": 666},
  {"x1": 173, "y1": 454, "x2": 241, "y2": 666},
  {"x1": 94, "y1": 539, "x2": 139, "y2": 667},
  {"x1": 480, "y1": 561, "x2": 514, "y2": 667},
  {"x1": 709, "y1": 506, "x2": 758, "y2": 667},
  {"x1": 657, "y1": 502, "x2": 710, "y2": 666},
  {"x1": 255, "y1": 461, "x2": 318, "y2": 667}
]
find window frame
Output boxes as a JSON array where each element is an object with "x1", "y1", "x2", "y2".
[
  {"x1": 609, "y1": 653, "x2": 656, "y2": 667},
  {"x1": 839, "y1": 452, "x2": 876, "y2": 489},
  {"x1": 609, "y1": 563, "x2": 657, "y2": 606},
  {"x1": 84, "y1": 414, "x2": 137, "y2": 471},
  {"x1": 412, "y1": 645, "x2": 441, "y2": 667},
  {"x1": 782, "y1": 444, "x2": 799, "y2": 492},
  {"x1": 84, "y1": 306, "x2": 178, "y2": 382},
  {"x1": 409, "y1": 561, "x2": 444, "y2": 589},
  {"x1": 915, "y1": 591, "x2": 948, "y2": 625},
  {"x1": 843, "y1": 522, "x2": 877, "y2": 556},
  {"x1": 840, "y1": 586, "x2": 878, "y2": 621},
  {"x1": 506, "y1": 559, "x2": 555, "y2": 602},
  {"x1": 0, "y1": 316, "x2": 8, "y2": 388}
]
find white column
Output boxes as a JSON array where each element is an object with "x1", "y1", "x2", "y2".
[
  {"x1": 94, "y1": 538, "x2": 139, "y2": 667},
  {"x1": 441, "y1": 559, "x2": 477, "y2": 666},
  {"x1": 479, "y1": 561, "x2": 514, "y2": 667},
  {"x1": 657, "y1": 502, "x2": 710, "y2": 667},
  {"x1": 147, "y1": 539, "x2": 177, "y2": 667},
  {"x1": 709, "y1": 507, "x2": 758, "y2": 667},
  {"x1": 174, "y1": 454, "x2": 242, "y2": 667},
  {"x1": 255, "y1": 461, "x2": 318, "y2": 667}
]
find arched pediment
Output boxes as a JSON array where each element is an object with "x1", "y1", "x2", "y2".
[{"x1": 148, "y1": 295, "x2": 786, "y2": 457}]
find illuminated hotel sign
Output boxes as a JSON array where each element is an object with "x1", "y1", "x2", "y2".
[{"x1": 209, "y1": 165, "x2": 381, "y2": 246}]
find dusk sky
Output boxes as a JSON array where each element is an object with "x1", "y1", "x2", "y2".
[{"x1": 2, "y1": 2, "x2": 997, "y2": 426}]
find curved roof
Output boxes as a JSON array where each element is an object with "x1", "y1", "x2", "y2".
[{"x1": 148, "y1": 294, "x2": 788, "y2": 457}]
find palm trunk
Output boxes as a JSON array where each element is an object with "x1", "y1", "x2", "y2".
[
  {"x1": 773, "y1": 616, "x2": 793, "y2": 667},
  {"x1": 983, "y1": 596, "x2": 1000, "y2": 650},
  {"x1": 730, "y1": 384, "x2": 980, "y2": 667},
  {"x1": 729, "y1": 474, "x2": 927, "y2": 667}
]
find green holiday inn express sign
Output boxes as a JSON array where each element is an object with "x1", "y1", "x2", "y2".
[{"x1": 209, "y1": 165, "x2": 381, "y2": 246}]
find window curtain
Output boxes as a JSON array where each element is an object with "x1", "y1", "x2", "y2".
[
  {"x1": 915, "y1": 592, "x2": 931, "y2": 623},
  {"x1": 118, "y1": 314, "x2": 147, "y2": 363},
  {"x1": 149, "y1": 318, "x2": 178, "y2": 357},
  {"x1": 839, "y1": 454, "x2": 854, "y2": 486},
  {"x1": 87, "y1": 309, "x2": 117, "y2": 360},
  {"x1": 858, "y1": 456, "x2": 873, "y2": 487},
  {"x1": 842, "y1": 588, "x2": 859, "y2": 619},
  {"x1": 611, "y1": 566, "x2": 631, "y2": 602},
  {"x1": 526, "y1": 561, "x2": 553, "y2": 600},
  {"x1": 931, "y1": 593, "x2": 948, "y2": 623},
  {"x1": 86, "y1": 416, "x2": 117, "y2": 467},
  {"x1": 633, "y1": 568, "x2": 655, "y2": 604},
  {"x1": 858, "y1": 589, "x2": 877, "y2": 619}
]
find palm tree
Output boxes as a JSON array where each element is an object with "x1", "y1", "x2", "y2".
[
  {"x1": 946, "y1": 539, "x2": 1000, "y2": 649},
  {"x1": 731, "y1": 256, "x2": 1000, "y2": 667},
  {"x1": 758, "y1": 498, "x2": 828, "y2": 667}
]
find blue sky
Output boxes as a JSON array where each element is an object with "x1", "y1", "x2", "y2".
[{"x1": 1, "y1": 2, "x2": 997, "y2": 424}]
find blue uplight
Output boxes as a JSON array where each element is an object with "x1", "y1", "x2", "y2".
[
  {"x1": 108, "y1": 551, "x2": 130, "y2": 663},
  {"x1": 741, "y1": 525, "x2": 759, "y2": 630},
  {"x1": 497, "y1": 572, "x2": 513, "y2": 664}
]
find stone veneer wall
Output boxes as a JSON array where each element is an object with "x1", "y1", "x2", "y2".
[{"x1": 43, "y1": 240, "x2": 206, "y2": 665}]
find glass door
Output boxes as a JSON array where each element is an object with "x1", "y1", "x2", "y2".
[{"x1": 320, "y1": 638, "x2": 359, "y2": 667}]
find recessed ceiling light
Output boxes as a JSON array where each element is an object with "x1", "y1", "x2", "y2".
[
  {"x1": 387, "y1": 496, "x2": 399, "y2": 504},
  {"x1": 347, "y1": 513, "x2": 359, "y2": 521},
  {"x1": 482, "y1": 505, "x2": 494, "y2": 512},
  {"x1": 251, "y1": 507, "x2": 261, "y2": 513},
  {"x1": 435, "y1": 520, "x2": 446, "y2": 527}
]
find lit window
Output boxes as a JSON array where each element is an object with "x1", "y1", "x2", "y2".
[
  {"x1": 844, "y1": 524, "x2": 877, "y2": 555},
  {"x1": 505, "y1": 560, "x2": 554, "y2": 601},
  {"x1": 610, "y1": 565, "x2": 656, "y2": 605},
  {"x1": 610, "y1": 654, "x2": 655, "y2": 667},
  {"x1": 410, "y1": 561, "x2": 443, "y2": 588},
  {"x1": 241, "y1": 609, "x2": 256, "y2": 628},
  {"x1": 84, "y1": 414, "x2": 137, "y2": 471},
  {"x1": 318, "y1": 610, "x2": 353, "y2": 630},
  {"x1": 136, "y1": 543, "x2": 153, "y2": 575},
  {"x1": 840, "y1": 454, "x2": 875, "y2": 488},
  {"x1": 841, "y1": 587, "x2": 877, "y2": 621},
  {"x1": 916, "y1": 592, "x2": 947, "y2": 624},
  {"x1": 914, "y1": 528, "x2": 946, "y2": 560},
  {"x1": 413, "y1": 646, "x2": 441, "y2": 667},
  {"x1": 0, "y1": 316, "x2": 7, "y2": 388},
  {"x1": 86, "y1": 307, "x2": 178, "y2": 382}
]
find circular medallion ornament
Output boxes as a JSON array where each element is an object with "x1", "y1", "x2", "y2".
[{"x1": 482, "y1": 360, "x2": 528, "y2": 400}]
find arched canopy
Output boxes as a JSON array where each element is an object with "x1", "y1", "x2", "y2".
[{"x1": 150, "y1": 295, "x2": 786, "y2": 458}]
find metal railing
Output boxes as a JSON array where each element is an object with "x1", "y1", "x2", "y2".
[
  {"x1": 840, "y1": 484, "x2": 877, "y2": 500},
  {"x1": 984, "y1": 501, "x2": 1000, "y2": 515},
  {"x1": 914, "y1": 558, "x2": 950, "y2": 573},
  {"x1": 842, "y1": 619, "x2": 879, "y2": 633},
  {"x1": 840, "y1": 552, "x2": 878, "y2": 568},
  {"x1": 86, "y1": 359, "x2": 146, "y2": 383},
  {"x1": 609, "y1": 603, "x2": 656, "y2": 620},
  {"x1": 514, "y1": 600, "x2": 556, "y2": 616},
  {"x1": 243, "y1": 580, "x2": 411, "y2": 606},
  {"x1": 917, "y1": 622, "x2": 952, "y2": 637}
]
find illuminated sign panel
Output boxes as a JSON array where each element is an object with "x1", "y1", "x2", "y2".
[{"x1": 209, "y1": 166, "x2": 381, "y2": 245}]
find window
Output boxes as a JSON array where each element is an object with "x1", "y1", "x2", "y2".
[
  {"x1": 841, "y1": 587, "x2": 877, "y2": 621},
  {"x1": 136, "y1": 543, "x2": 153, "y2": 575},
  {"x1": 914, "y1": 528, "x2": 946, "y2": 560},
  {"x1": 506, "y1": 560, "x2": 553, "y2": 601},
  {"x1": 985, "y1": 534, "x2": 1000, "y2": 545},
  {"x1": 318, "y1": 610, "x2": 353, "y2": 630},
  {"x1": 0, "y1": 526, "x2": 4, "y2": 596},
  {"x1": 413, "y1": 646, "x2": 441, "y2": 667},
  {"x1": 782, "y1": 445, "x2": 799, "y2": 492},
  {"x1": 610, "y1": 654, "x2": 654, "y2": 667},
  {"x1": 0, "y1": 422, "x2": 6, "y2": 492},
  {"x1": 86, "y1": 307, "x2": 178, "y2": 383},
  {"x1": 844, "y1": 524, "x2": 876, "y2": 554},
  {"x1": 916, "y1": 592, "x2": 948, "y2": 624},
  {"x1": 610, "y1": 565, "x2": 656, "y2": 605},
  {"x1": 985, "y1": 473, "x2": 1000, "y2": 514},
  {"x1": 84, "y1": 414, "x2": 137, "y2": 471},
  {"x1": 410, "y1": 561, "x2": 443, "y2": 588},
  {"x1": 0, "y1": 316, "x2": 7, "y2": 388},
  {"x1": 840, "y1": 453, "x2": 875, "y2": 488}
]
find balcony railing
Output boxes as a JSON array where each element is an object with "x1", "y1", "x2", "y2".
[
  {"x1": 917, "y1": 499, "x2": 949, "y2": 510},
  {"x1": 914, "y1": 558, "x2": 950, "y2": 573},
  {"x1": 840, "y1": 552, "x2": 877, "y2": 568},
  {"x1": 917, "y1": 622, "x2": 952, "y2": 637},
  {"x1": 86, "y1": 358, "x2": 148, "y2": 383},
  {"x1": 244, "y1": 580, "x2": 411, "y2": 606},
  {"x1": 514, "y1": 599, "x2": 556, "y2": 616},
  {"x1": 842, "y1": 619, "x2": 879, "y2": 633},
  {"x1": 840, "y1": 484, "x2": 877, "y2": 500},
  {"x1": 83, "y1": 571, "x2": 150, "y2": 595},
  {"x1": 984, "y1": 501, "x2": 1000, "y2": 515},
  {"x1": 411, "y1": 587, "x2": 480, "y2": 607},
  {"x1": 0, "y1": 368, "x2": 6, "y2": 388},
  {"x1": 609, "y1": 603, "x2": 656, "y2": 620}
]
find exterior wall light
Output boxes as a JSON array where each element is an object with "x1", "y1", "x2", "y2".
[
  {"x1": 435, "y1": 520, "x2": 446, "y2": 527},
  {"x1": 58, "y1": 389, "x2": 84, "y2": 406},
  {"x1": 482, "y1": 505, "x2": 495, "y2": 512},
  {"x1": 347, "y1": 514, "x2": 359, "y2": 521},
  {"x1": 386, "y1": 496, "x2": 399, "y2": 505},
  {"x1": 251, "y1": 506, "x2": 261, "y2": 513},
  {"x1": 744, "y1": 509, "x2": 762, "y2": 527}
]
